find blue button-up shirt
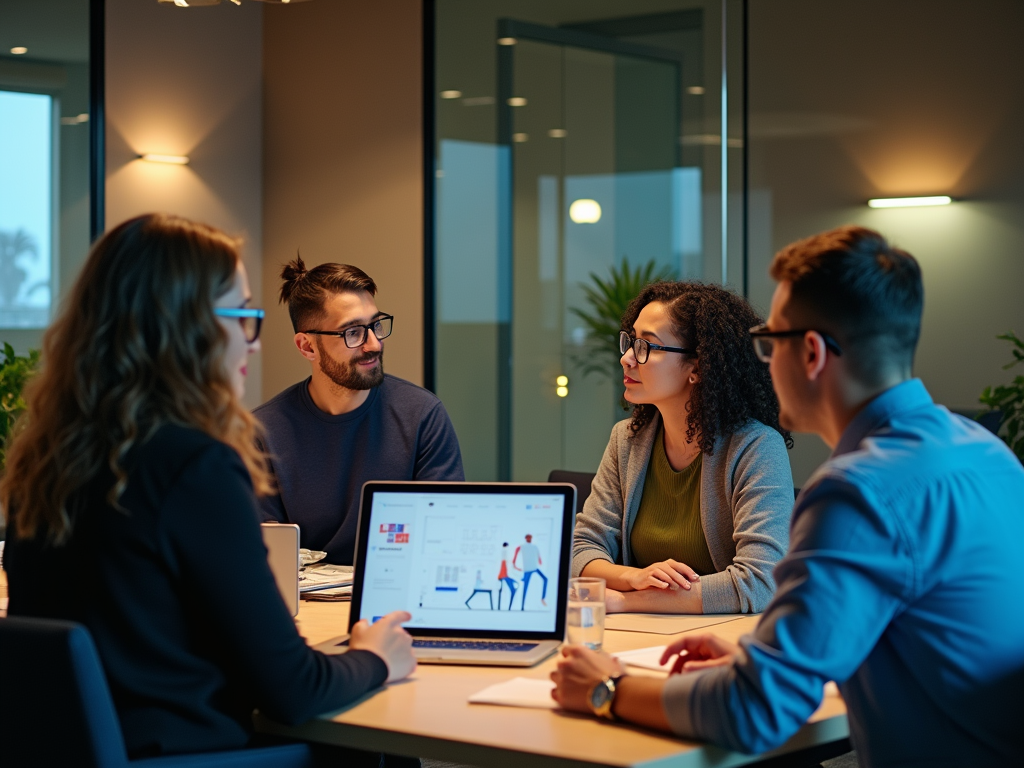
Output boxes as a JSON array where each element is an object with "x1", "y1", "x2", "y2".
[{"x1": 663, "y1": 379, "x2": 1024, "y2": 767}]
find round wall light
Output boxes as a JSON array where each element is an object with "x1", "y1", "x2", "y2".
[{"x1": 569, "y1": 199, "x2": 602, "y2": 224}]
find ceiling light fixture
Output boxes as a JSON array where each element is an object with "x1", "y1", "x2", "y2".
[
  {"x1": 867, "y1": 196, "x2": 952, "y2": 209},
  {"x1": 10, "y1": 47, "x2": 28, "y2": 55},
  {"x1": 512, "y1": 133, "x2": 529, "y2": 143},
  {"x1": 440, "y1": 90, "x2": 462, "y2": 99},
  {"x1": 159, "y1": 0, "x2": 310, "y2": 6},
  {"x1": 547, "y1": 129, "x2": 567, "y2": 138},
  {"x1": 686, "y1": 86, "x2": 705, "y2": 95},
  {"x1": 569, "y1": 199, "x2": 602, "y2": 224},
  {"x1": 497, "y1": 37, "x2": 517, "y2": 46},
  {"x1": 139, "y1": 153, "x2": 190, "y2": 165},
  {"x1": 507, "y1": 97, "x2": 527, "y2": 107}
]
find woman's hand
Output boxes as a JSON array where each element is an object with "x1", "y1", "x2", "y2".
[
  {"x1": 349, "y1": 611, "x2": 417, "y2": 683},
  {"x1": 550, "y1": 645, "x2": 625, "y2": 713},
  {"x1": 660, "y1": 632, "x2": 740, "y2": 674},
  {"x1": 625, "y1": 559, "x2": 700, "y2": 591}
]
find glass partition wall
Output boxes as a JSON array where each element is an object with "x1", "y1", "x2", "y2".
[
  {"x1": 0, "y1": 0, "x2": 99, "y2": 354},
  {"x1": 434, "y1": 0, "x2": 746, "y2": 481}
]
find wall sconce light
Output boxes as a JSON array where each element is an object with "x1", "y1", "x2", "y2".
[
  {"x1": 139, "y1": 153, "x2": 190, "y2": 165},
  {"x1": 555, "y1": 375, "x2": 569, "y2": 398},
  {"x1": 867, "y1": 196, "x2": 952, "y2": 209},
  {"x1": 569, "y1": 199, "x2": 602, "y2": 224}
]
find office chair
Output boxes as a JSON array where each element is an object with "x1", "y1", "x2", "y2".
[
  {"x1": 0, "y1": 615, "x2": 316, "y2": 768},
  {"x1": 547, "y1": 470, "x2": 596, "y2": 517}
]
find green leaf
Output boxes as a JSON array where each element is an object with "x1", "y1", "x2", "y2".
[
  {"x1": 568, "y1": 258, "x2": 676, "y2": 382},
  {"x1": 979, "y1": 331, "x2": 1024, "y2": 463},
  {"x1": 0, "y1": 343, "x2": 41, "y2": 474}
]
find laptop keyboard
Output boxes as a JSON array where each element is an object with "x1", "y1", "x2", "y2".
[{"x1": 412, "y1": 639, "x2": 540, "y2": 652}]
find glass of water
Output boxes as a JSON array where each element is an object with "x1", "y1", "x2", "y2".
[{"x1": 566, "y1": 577, "x2": 606, "y2": 650}]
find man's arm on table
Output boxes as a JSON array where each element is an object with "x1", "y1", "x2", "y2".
[{"x1": 555, "y1": 478, "x2": 908, "y2": 752}]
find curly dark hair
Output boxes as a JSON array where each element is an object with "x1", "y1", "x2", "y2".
[{"x1": 622, "y1": 281, "x2": 792, "y2": 454}]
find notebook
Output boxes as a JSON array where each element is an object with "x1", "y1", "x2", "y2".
[
  {"x1": 261, "y1": 522, "x2": 300, "y2": 617},
  {"x1": 314, "y1": 481, "x2": 576, "y2": 666}
]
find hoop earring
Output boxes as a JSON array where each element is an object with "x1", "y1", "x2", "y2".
[{"x1": 688, "y1": 376, "x2": 697, "y2": 384}]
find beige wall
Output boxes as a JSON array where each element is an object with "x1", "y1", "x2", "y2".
[
  {"x1": 105, "y1": 0, "x2": 264, "y2": 406},
  {"x1": 747, "y1": 0, "x2": 1024, "y2": 484},
  {"x1": 261, "y1": 0, "x2": 424, "y2": 401}
]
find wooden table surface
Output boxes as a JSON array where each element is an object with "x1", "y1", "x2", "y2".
[
  {"x1": 255, "y1": 600, "x2": 848, "y2": 768},
  {"x1": 0, "y1": 568, "x2": 846, "y2": 766}
]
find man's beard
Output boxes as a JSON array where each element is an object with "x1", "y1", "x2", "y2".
[{"x1": 317, "y1": 337, "x2": 385, "y2": 390}]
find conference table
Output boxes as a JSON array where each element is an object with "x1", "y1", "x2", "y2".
[
  {"x1": 0, "y1": 571, "x2": 848, "y2": 766},
  {"x1": 256, "y1": 599, "x2": 849, "y2": 768}
]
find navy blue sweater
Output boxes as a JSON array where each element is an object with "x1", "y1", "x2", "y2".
[
  {"x1": 254, "y1": 375, "x2": 464, "y2": 564},
  {"x1": 6, "y1": 424, "x2": 387, "y2": 758}
]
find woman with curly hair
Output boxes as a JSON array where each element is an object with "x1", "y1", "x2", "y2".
[{"x1": 572, "y1": 282, "x2": 793, "y2": 614}]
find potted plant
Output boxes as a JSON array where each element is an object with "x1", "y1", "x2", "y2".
[
  {"x1": 569, "y1": 257, "x2": 675, "y2": 383},
  {"x1": 1, "y1": 342, "x2": 40, "y2": 476},
  {"x1": 978, "y1": 331, "x2": 1024, "y2": 462}
]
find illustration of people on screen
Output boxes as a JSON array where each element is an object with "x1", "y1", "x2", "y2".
[
  {"x1": 464, "y1": 569, "x2": 494, "y2": 610},
  {"x1": 513, "y1": 533, "x2": 548, "y2": 609},
  {"x1": 497, "y1": 542, "x2": 518, "y2": 610}
]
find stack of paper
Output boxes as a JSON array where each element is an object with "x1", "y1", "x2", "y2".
[{"x1": 299, "y1": 564, "x2": 354, "y2": 601}]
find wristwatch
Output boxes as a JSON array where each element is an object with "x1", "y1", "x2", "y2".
[{"x1": 589, "y1": 674, "x2": 624, "y2": 720}]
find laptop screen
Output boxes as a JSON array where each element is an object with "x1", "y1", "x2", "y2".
[{"x1": 351, "y1": 482, "x2": 575, "y2": 639}]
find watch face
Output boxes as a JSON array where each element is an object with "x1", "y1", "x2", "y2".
[{"x1": 590, "y1": 679, "x2": 612, "y2": 711}]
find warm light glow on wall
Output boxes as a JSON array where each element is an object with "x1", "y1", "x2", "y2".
[
  {"x1": 139, "y1": 153, "x2": 190, "y2": 165},
  {"x1": 867, "y1": 195, "x2": 952, "y2": 209},
  {"x1": 569, "y1": 199, "x2": 602, "y2": 223}
]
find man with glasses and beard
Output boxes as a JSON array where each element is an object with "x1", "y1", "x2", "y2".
[{"x1": 255, "y1": 256, "x2": 463, "y2": 565}]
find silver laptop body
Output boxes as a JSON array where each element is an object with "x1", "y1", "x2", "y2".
[
  {"x1": 261, "y1": 522, "x2": 300, "y2": 617},
  {"x1": 314, "y1": 481, "x2": 575, "y2": 667}
]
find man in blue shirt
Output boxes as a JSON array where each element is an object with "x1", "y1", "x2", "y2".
[
  {"x1": 551, "y1": 226, "x2": 1024, "y2": 767},
  {"x1": 255, "y1": 256, "x2": 463, "y2": 564}
]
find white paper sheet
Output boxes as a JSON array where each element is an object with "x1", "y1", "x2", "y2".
[
  {"x1": 468, "y1": 677, "x2": 557, "y2": 709},
  {"x1": 604, "y1": 613, "x2": 743, "y2": 635},
  {"x1": 613, "y1": 645, "x2": 680, "y2": 672}
]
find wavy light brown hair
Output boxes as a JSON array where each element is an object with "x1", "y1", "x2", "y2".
[
  {"x1": 0, "y1": 213, "x2": 272, "y2": 544},
  {"x1": 623, "y1": 281, "x2": 792, "y2": 454}
]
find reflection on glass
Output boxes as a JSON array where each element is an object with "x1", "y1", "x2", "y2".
[{"x1": 435, "y1": 1, "x2": 743, "y2": 482}]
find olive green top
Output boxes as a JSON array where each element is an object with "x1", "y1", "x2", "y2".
[{"x1": 629, "y1": 426, "x2": 717, "y2": 576}]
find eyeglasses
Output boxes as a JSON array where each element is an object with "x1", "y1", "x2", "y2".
[
  {"x1": 214, "y1": 307, "x2": 264, "y2": 343},
  {"x1": 748, "y1": 323, "x2": 843, "y2": 363},
  {"x1": 619, "y1": 330, "x2": 695, "y2": 365},
  {"x1": 301, "y1": 314, "x2": 394, "y2": 349}
]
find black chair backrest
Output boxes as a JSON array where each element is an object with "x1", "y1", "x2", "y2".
[
  {"x1": 0, "y1": 615, "x2": 130, "y2": 768},
  {"x1": 547, "y1": 470, "x2": 596, "y2": 518}
]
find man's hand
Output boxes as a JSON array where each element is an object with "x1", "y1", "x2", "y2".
[
  {"x1": 625, "y1": 559, "x2": 699, "y2": 591},
  {"x1": 349, "y1": 611, "x2": 417, "y2": 683},
  {"x1": 550, "y1": 645, "x2": 625, "y2": 713},
  {"x1": 660, "y1": 633, "x2": 740, "y2": 674}
]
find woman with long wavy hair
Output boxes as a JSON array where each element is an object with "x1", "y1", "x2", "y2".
[
  {"x1": 0, "y1": 214, "x2": 414, "y2": 760},
  {"x1": 572, "y1": 282, "x2": 794, "y2": 614}
]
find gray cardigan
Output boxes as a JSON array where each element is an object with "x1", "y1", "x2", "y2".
[{"x1": 571, "y1": 414, "x2": 793, "y2": 613}]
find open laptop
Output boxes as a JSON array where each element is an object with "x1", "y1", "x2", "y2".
[{"x1": 314, "y1": 481, "x2": 575, "y2": 666}]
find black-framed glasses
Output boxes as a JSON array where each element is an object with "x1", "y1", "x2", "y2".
[
  {"x1": 749, "y1": 323, "x2": 843, "y2": 363},
  {"x1": 619, "y1": 330, "x2": 695, "y2": 365},
  {"x1": 301, "y1": 314, "x2": 394, "y2": 349},
  {"x1": 214, "y1": 307, "x2": 264, "y2": 343}
]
